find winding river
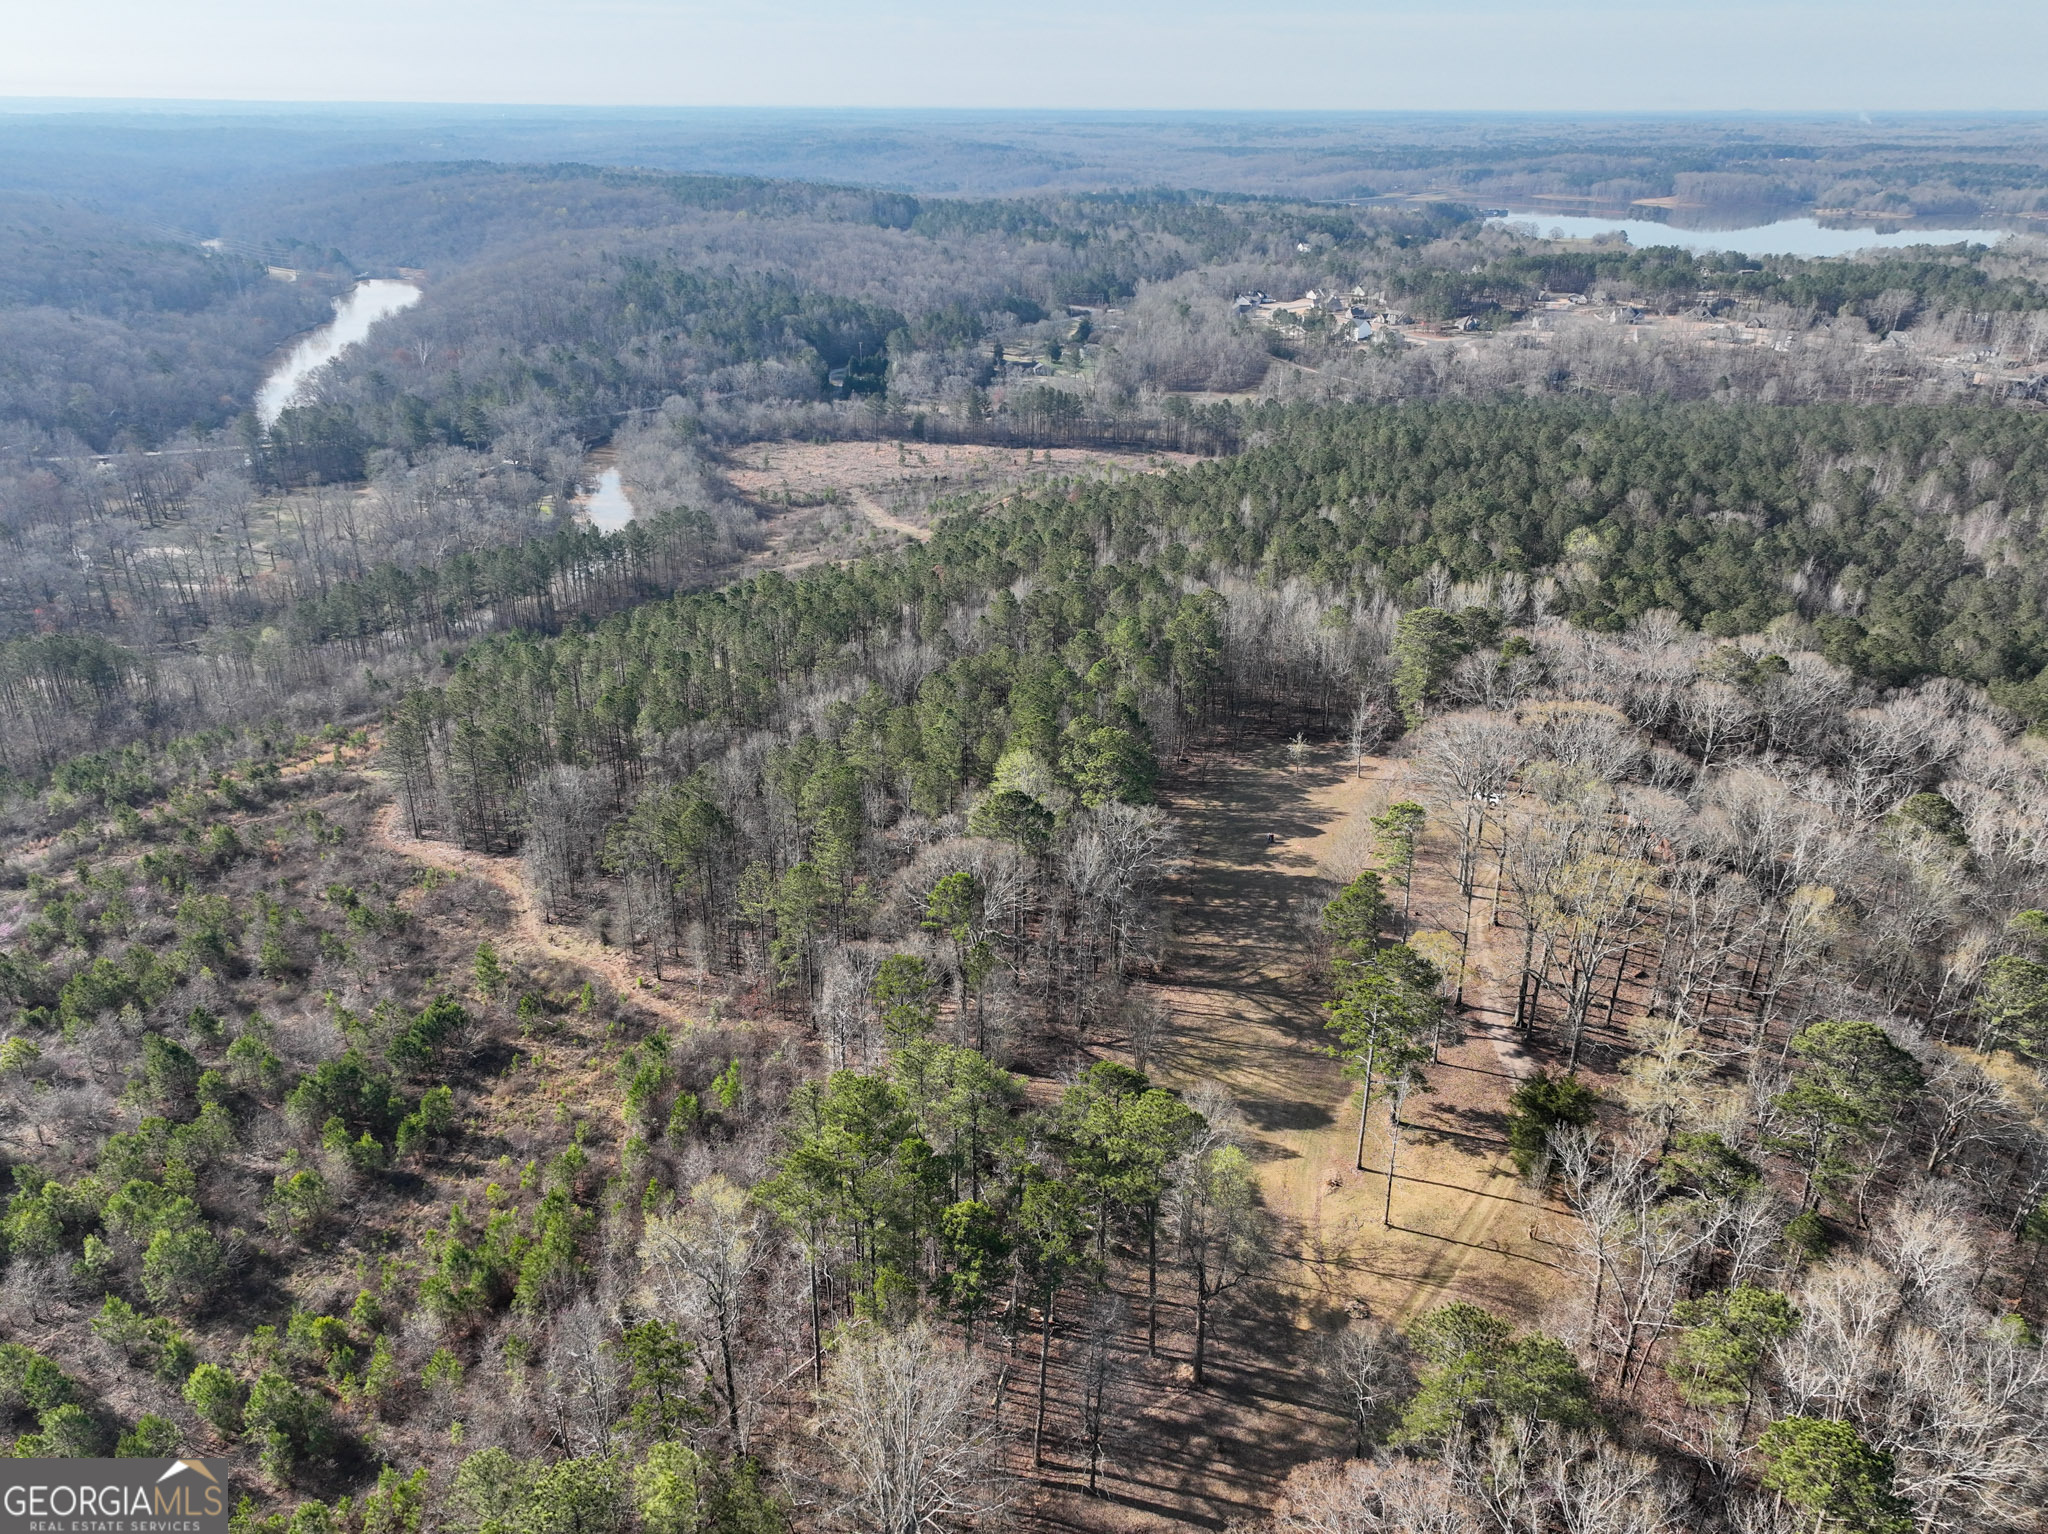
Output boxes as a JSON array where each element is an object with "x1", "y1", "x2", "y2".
[{"x1": 256, "y1": 278, "x2": 422, "y2": 425}]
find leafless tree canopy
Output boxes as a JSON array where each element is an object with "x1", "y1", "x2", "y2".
[{"x1": 808, "y1": 1322, "x2": 1011, "y2": 1534}]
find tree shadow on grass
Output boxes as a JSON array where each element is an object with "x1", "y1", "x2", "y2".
[{"x1": 1237, "y1": 1096, "x2": 1337, "y2": 1133}]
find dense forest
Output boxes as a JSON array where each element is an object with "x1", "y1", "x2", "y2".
[
  {"x1": 8, "y1": 107, "x2": 2048, "y2": 216},
  {"x1": 17, "y1": 398, "x2": 2048, "y2": 779},
  {"x1": 9, "y1": 397, "x2": 2048, "y2": 1530},
  {"x1": 0, "y1": 193, "x2": 344, "y2": 448},
  {"x1": 6, "y1": 113, "x2": 2048, "y2": 1534}
]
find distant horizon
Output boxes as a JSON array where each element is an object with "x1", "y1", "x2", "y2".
[
  {"x1": 6, "y1": 95, "x2": 2041, "y2": 216},
  {"x1": 6, "y1": 1, "x2": 2045, "y2": 114},
  {"x1": 3, "y1": 102, "x2": 2046, "y2": 120}
]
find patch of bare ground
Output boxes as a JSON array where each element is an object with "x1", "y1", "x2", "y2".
[
  {"x1": 1152, "y1": 745, "x2": 1576, "y2": 1316},
  {"x1": 368, "y1": 801, "x2": 712, "y2": 1036},
  {"x1": 1019, "y1": 745, "x2": 1590, "y2": 1529},
  {"x1": 722, "y1": 439, "x2": 1205, "y2": 566}
]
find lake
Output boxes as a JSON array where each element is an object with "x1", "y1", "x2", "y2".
[
  {"x1": 256, "y1": 278, "x2": 422, "y2": 425},
  {"x1": 1485, "y1": 213, "x2": 2014, "y2": 260},
  {"x1": 582, "y1": 467, "x2": 636, "y2": 533}
]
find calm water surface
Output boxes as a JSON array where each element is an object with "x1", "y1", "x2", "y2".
[
  {"x1": 583, "y1": 467, "x2": 636, "y2": 533},
  {"x1": 1486, "y1": 214, "x2": 2012, "y2": 259},
  {"x1": 256, "y1": 279, "x2": 421, "y2": 425}
]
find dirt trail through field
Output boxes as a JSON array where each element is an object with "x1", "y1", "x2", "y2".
[
  {"x1": 1144, "y1": 747, "x2": 1573, "y2": 1332},
  {"x1": 849, "y1": 488, "x2": 932, "y2": 542},
  {"x1": 369, "y1": 803, "x2": 704, "y2": 1030}
]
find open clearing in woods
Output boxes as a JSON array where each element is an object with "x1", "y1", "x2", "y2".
[
  {"x1": 1145, "y1": 744, "x2": 1576, "y2": 1331},
  {"x1": 1021, "y1": 745, "x2": 1588, "y2": 1531},
  {"x1": 723, "y1": 439, "x2": 1206, "y2": 541}
]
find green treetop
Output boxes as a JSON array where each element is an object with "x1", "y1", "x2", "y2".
[
  {"x1": 1394, "y1": 1301, "x2": 1595, "y2": 1448},
  {"x1": 1768, "y1": 1020, "x2": 1925, "y2": 1209},
  {"x1": 1667, "y1": 1285, "x2": 1799, "y2": 1413},
  {"x1": 1758, "y1": 1416, "x2": 1914, "y2": 1534}
]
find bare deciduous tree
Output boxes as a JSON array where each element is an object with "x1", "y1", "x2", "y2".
[
  {"x1": 1078, "y1": 1290, "x2": 1128, "y2": 1497},
  {"x1": 522, "y1": 763, "x2": 610, "y2": 922},
  {"x1": 639, "y1": 1174, "x2": 769, "y2": 1453},
  {"x1": 810, "y1": 1320, "x2": 1012, "y2": 1534},
  {"x1": 1062, "y1": 801, "x2": 1180, "y2": 995},
  {"x1": 543, "y1": 1294, "x2": 625, "y2": 1456},
  {"x1": 1407, "y1": 710, "x2": 1527, "y2": 898},
  {"x1": 1539, "y1": 1430, "x2": 1689, "y2": 1534},
  {"x1": 1315, "y1": 1318, "x2": 1409, "y2": 1458}
]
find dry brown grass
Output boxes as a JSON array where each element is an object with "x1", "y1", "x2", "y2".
[
  {"x1": 1005, "y1": 745, "x2": 1591, "y2": 1530},
  {"x1": 722, "y1": 439, "x2": 1201, "y2": 514}
]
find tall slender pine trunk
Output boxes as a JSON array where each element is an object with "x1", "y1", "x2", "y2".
[
  {"x1": 1353, "y1": 1037, "x2": 1378, "y2": 1170},
  {"x1": 1034, "y1": 1285, "x2": 1057, "y2": 1465},
  {"x1": 1146, "y1": 1209, "x2": 1160, "y2": 1354},
  {"x1": 1382, "y1": 1113, "x2": 1403, "y2": 1227}
]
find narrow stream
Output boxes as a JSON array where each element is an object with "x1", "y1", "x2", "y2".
[{"x1": 256, "y1": 279, "x2": 422, "y2": 425}]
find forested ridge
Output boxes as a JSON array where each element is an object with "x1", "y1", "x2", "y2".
[
  {"x1": 10, "y1": 107, "x2": 2048, "y2": 217},
  {"x1": 0, "y1": 193, "x2": 344, "y2": 448},
  {"x1": 405, "y1": 398, "x2": 2048, "y2": 778},
  {"x1": 19, "y1": 395, "x2": 2048, "y2": 788},
  {"x1": 10, "y1": 154, "x2": 2048, "y2": 744},
  {"x1": 11, "y1": 409, "x2": 2048, "y2": 1528},
  {"x1": 12, "y1": 119, "x2": 2048, "y2": 1534},
  {"x1": 1392, "y1": 241, "x2": 2048, "y2": 322},
  {"x1": 1008, "y1": 401, "x2": 2048, "y2": 690}
]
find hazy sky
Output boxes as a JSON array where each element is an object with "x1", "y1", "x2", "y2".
[{"x1": 4, "y1": 0, "x2": 2043, "y2": 112}]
